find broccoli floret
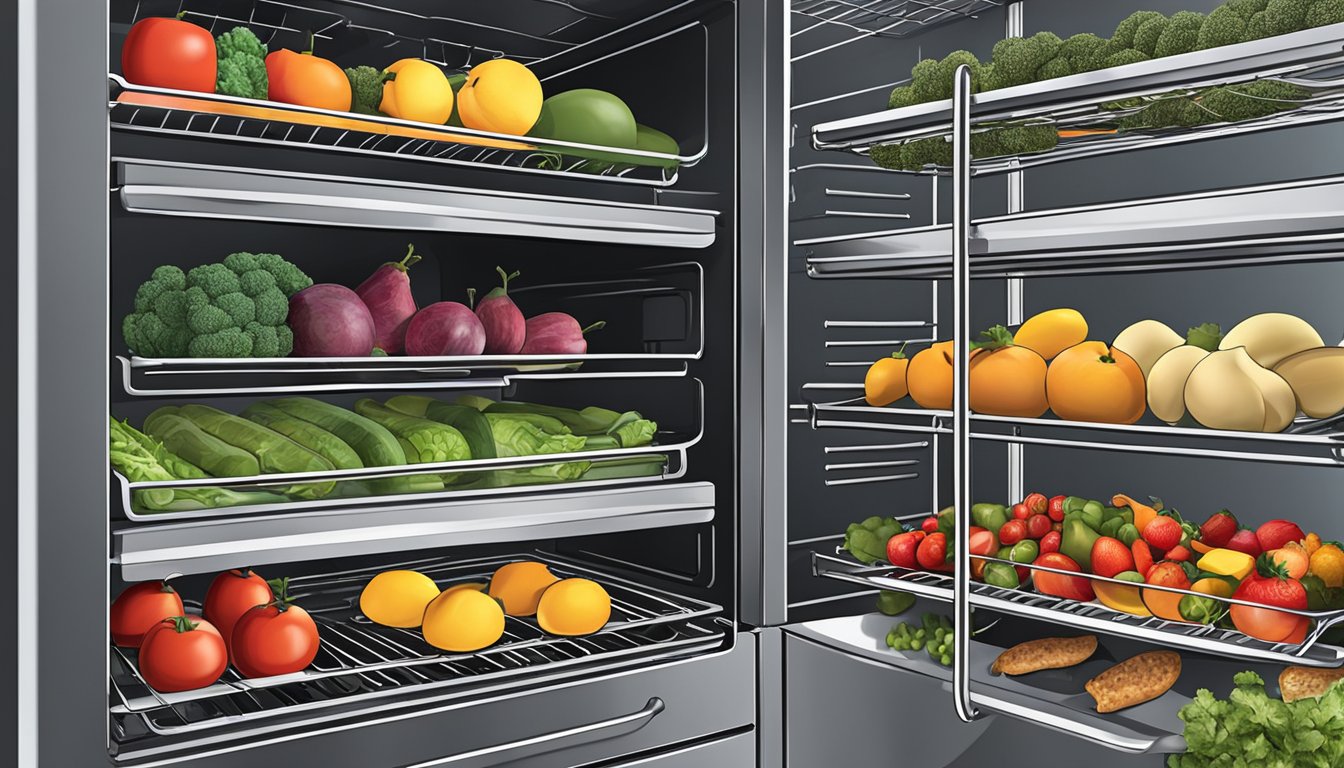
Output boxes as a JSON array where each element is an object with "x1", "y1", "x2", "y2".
[
  {"x1": 868, "y1": 144, "x2": 906, "y2": 171},
  {"x1": 187, "y1": 263, "x2": 242, "y2": 298},
  {"x1": 254, "y1": 252, "x2": 313, "y2": 296},
  {"x1": 215, "y1": 291, "x2": 256, "y2": 327},
  {"x1": 887, "y1": 86, "x2": 918, "y2": 109},
  {"x1": 238, "y1": 268, "x2": 277, "y2": 297},
  {"x1": 909, "y1": 50, "x2": 984, "y2": 102},
  {"x1": 254, "y1": 287, "x2": 289, "y2": 326},
  {"x1": 987, "y1": 33, "x2": 1062, "y2": 89},
  {"x1": 1112, "y1": 11, "x2": 1165, "y2": 48},
  {"x1": 215, "y1": 27, "x2": 267, "y2": 100},
  {"x1": 1133, "y1": 16, "x2": 1171, "y2": 55},
  {"x1": 1308, "y1": 0, "x2": 1344, "y2": 27},
  {"x1": 1199, "y1": 80, "x2": 1310, "y2": 121},
  {"x1": 1036, "y1": 56, "x2": 1073, "y2": 81},
  {"x1": 189, "y1": 328, "x2": 254, "y2": 358},
  {"x1": 1198, "y1": 6, "x2": 1250, "y2": 48},
  {"x1": 222, "y1": 252, "x2": 260, "y2": 274},
  {"x1": 1060, "y1": 32, "x2": 1107, "y2": 64},
  {"x1": 245, "y1": 322, "x2": 281, "y2": 358},
  {"x1": 1154, "y1": 12, "x2": 1205, "y2": 57},
  {"x1": 1117, "y1": 94, "x2": 1206, "y2": 130},
  {"x1": 132, "y1": 265, "x2": 186, "y2": 313},
  {"x1": 1244, "y1": 0, "x2": 1311, "y2": 40},
  {"x1": 345, "y1": 66, "x2": 391, "y2": 116},
  {"x1": 900, "y1": 137, "x2": 953, "y2": 169},
  {"x1": 275, "y1": 324, "x2": 295, "y2": 357},
  {"x1": 152, "y1": 290, "x2": 193, "y2": 329},
  {"x1": 1226, "y1": 0, "x2": 1270, "y2": 19},
  {"x1": 187, "y1": 304, "x2": 232, "y2": 335},
  {"x1": 974, "y1": 125, "x2": 1058, "y2": 157},
  {"x1": 1104, "y1": 49, "x2": 1151, "y2": 68}
]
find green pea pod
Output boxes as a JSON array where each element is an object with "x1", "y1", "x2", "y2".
[
  {"x1": 1117, "y1": 523, "x2": 1141, "y2": 547},
  {"x1": 971, "y1": 503, "x2": 1009, "y2": 532},
  {"x1": 983, "y1": 562, "x2": 1020, "y2": 589},
  {"x1": 1009, "y1": 539, "x2": 1039, "y2": 564},
  {"x1": 877, "y1": 590, "x2": 916, "y2": 616}
]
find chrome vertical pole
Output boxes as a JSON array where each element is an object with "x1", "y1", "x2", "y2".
[
  {"x1": 951, "y1": 62, "x2": 979, "y2": 724},
  {"x1": 1005, "y1": 0, "x2": 1026, "y2": 506}
]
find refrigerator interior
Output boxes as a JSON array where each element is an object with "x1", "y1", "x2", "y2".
[
  {"x1": 101, "y1": 0, "x2": 746, "y2": 764},
  {"x1": 785, "y1": 0, "x2": 1344, "y2": 765}
]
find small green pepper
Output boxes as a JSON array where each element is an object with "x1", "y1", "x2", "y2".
[
  {"x1": 1063, "y1": 496, "x2": 1088, "y2": 515},
  {"x1": 1117, "y1": 523, "x2": 1141, "y2": 547},
  {"x1": 1118, "y1": 508, "x2": 1134, "y2": 525},
  {"x1": 1099, "y1": 516, "x2": 1124, "y2": 539},
  {"x1": 983, "y1": 562, "x2": 1020, "y2": 589},
  {"x1": 877, "y1": 590, "x2": 916, "y2": 616},
  {"x1": 971, "y1": 503, "x2": 1009, "y2": 533},
  {"x1": 1009, "y1": 539, "x2": 1039, "y2": 564}
]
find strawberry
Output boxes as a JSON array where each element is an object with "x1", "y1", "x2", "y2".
[
  {"x1": 1226, "y1": 527, "x2": 1263, "y2": 558},
  {"x1": 1142, "y1": 515, "x2": 1182, "y2": 551},
  {"x1": 1091, "y1": 536, "x2": 1136, "y2": 578},
  {"x1": 1230, "y1": 554, "x2": 1307, "y2": 642},
  {"x1": 1256, "y1": 519, "x2": 1306, "y2": 553},
  {"x1": 1198, "y1": 509, "x2": 1238, "y2": 548}
]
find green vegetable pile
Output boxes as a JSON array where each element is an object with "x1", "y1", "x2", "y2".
[
  {"x1": 111, "y1": 395, "x2": 662, "y2": 513},
  {"x1": 872, "y1": 0, "x2": 1338, "y2": 171},
  {"x1": 1169, "y1": 670, "x2": 1344, "y2": 767},
  {"x1": 843, "y1": 515, "x2": 905, "y2": 565},
  {"x1": 345, "y1": 66, "x2": 393, "y2": 116},
  {"x1": 886, "y1": 612, "x2": 956, "y2": 667},
  {"x1": 216, "y1": 26, "x2": 268, "y2": 100},
  {"x1": 122, "y1": 252, "x2": 312, "y2": 358}
]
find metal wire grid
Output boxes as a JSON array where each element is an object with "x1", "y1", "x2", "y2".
[
  {"x1": 791, "y1": 0, "x2": 1001, "y2": 60},
  {"x1": 126, "y1": 0, "x2": 641, "y2": 68},
  {"x1": 109, "y1": 553, "x2": 725, "y2": 740},
  {"x1": 813, "y1": 550, "x2": 1344, "y2": 667},
  {"x1": 108, "y1": 89, "x2": 681, "y2": 186}
]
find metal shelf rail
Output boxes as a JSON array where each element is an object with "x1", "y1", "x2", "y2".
[
  {"x1": 810, "y1": 22, "x2": 1344, "y2": 176},
  {"x1": 790, "y1": 0, "x2": 1003, "y2": 61},
  {"x1": 109, "y1": 552, "x2": 725, "y2": 743}
]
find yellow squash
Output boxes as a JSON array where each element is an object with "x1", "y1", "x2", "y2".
[
  {"x1": 381, "y1": 59, "x2": 455, "y2": 125},
  {"x1": 1013, "y1": 308, "x2": 1088, "y2": 361}
]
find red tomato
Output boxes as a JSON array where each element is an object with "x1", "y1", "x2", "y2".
[
  {"x1": 1047, "y1": 495, "x2": 1066, "y2": 522},
  {"x1": 1142, "y1": 516, "x2": 1183, "y2": 551},
  {"x1": 998, "y1": 519, "x2": 1027, "y2": 546},
  {"x1": 138, "y1": 617, "x2": 228, "y2": 692},
  {"x1": 1032, "y1": 553, "x2": 1094, "y2": 601},
  {"x1": 266, "y1": 48, "x2": 353, "y2": 111},
  {"x1": 230, "y1": 581, "x2": 321, "y2": 678},
  {"x1": 968, "y1": 527, "x2": 998, "y2": 557},
  {"x1": 1226, "y1": 528, "x2": 1263, "y2": 557},
  {"x1": 1024, "y1": 493, "x2": 1048, "y2": 517},
  {"x1": 1230, "y1": 555, "x2": 1308, "y2": 643},
  {"x1": 1132, "y1": 539, "x2": 1155, "y2": 579},
  {"x1": 204, "y1": 569, "x2": 274, "y2": 650},
  {"x1": 920, "y1": 516, "x2": 940, "y2": 534},
  {"x1": 1011, "y1": 503, "x2": 1031, "y2": 521},
  {"x1": 916, "y1": 532, "x2": 950, "y2": 571},
  {"x1": 111, "y1": 581, "x2": 185, "y2": 648},
  {"x1": 1039, "y1": 530, "x2": 1061, "y2": 555},
  {"x1": 1256, "y1": 519, "x2": 1306, "y2": 553},
  {"x1": 1281, "y1": 617, "x2": 1311, "y2": 645},
  {"x1": 121, "y1": 16, "x2": 217, "y2": 93},
  {"x1": 886, "y1": 531, "x2": 926, "y2": 569},
  {"x1": 1025, "y1": 514, "x2": 1052, "y2": 540}
]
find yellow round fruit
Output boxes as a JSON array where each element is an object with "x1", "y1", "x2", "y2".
[
  {"x1": 442, "y1": 582, "x2": 486, "y2": 596},
  {"x1": 536, "y1": 578, "x2": 611, "y2": 636},
  {"x1": 421, "y1": 587, "x2": 505, "y2": 652},
  {"x1": 488, "y1": 562, "x2": 559, "y2": 617},
  {"x1": 1014, "y1": 308, "x2": 1088, "y2": 362},
  {"x1": 456, "y1": 59, "x2": 544, "y2": 136},
  {"x1": 381, "y1": 59, "x2": 455, "y2": 124},
  {"x1": 359, "y1": 570, "x2": 441, "y2": 628}
]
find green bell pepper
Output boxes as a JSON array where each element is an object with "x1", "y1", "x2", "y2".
[
  {"x1": 877, "y1": 590, "x2": 916, "y2": 616},
  {"x1": 971, "y1": 503, "x2": 1009, "y2": 533},
  {"x1": 983, "y1": 562, "x2": 1020, "y2": 589}
]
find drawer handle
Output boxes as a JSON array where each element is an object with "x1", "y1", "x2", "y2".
[{"x1": 404, "y1": 697, "x2": 666, "y2": 767}]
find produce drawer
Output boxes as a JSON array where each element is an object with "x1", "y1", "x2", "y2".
[
  {"x1": 114, "y1": 630, "x2": 753, "y2": 767},
  {"x1": 604, "y1": 731, "x2": 754, "y2": 767}
]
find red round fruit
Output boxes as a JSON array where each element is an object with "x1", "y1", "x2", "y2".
[
  {"x1": 1199, "y1": 510, "x2": 1238, "y2": 549},
  {"x1": 921, "y1": 516, "x2": 940, "y2": 534},
  {"x1": 121, "y1": 17, "x2": 218, "y2": 93},
  {"x1": 1047, "y1": 495, "x2": 1066, "y2": 522},
  {"x1": 1230, "y1": 555, "x2": 1308, "y2": 643},
  {"x1": 1025, "y1": 514, "x2": 1052, "y2": 540},
  {"x1": 204, "y1": 569, "x2": 274, "y2": 650},
  {"x1": 230, "y1": 579, "x2": 321, "y2": 678},
  {"x1": 1090, "y1": 536, "x2": 1136, "y2": 578},
  {"x1": 968, "y1": 527, "x2": 998, "y2": 557},
  {"x1": 111, "y1": 581, "x2": 185, "y2": 648},
  {"x1": 1024, "y1": 493, "x2": 1048, "y2": 517},
  {"x1": 1032, "y1": 553, "x2": 1094, "y2": 601},
  {"x1": 998, "y1": 519, "x2": 1027, "y2": 546},
  {"x1": 138, "y1": 616, "x2": 228, "y2": 693},
  {"x1": 1165, "y1": 545, "x2": 1191, "y2": 562},
  {"x1": 916, "y1": 532, "x2": 950, "y2": 571},
  {"x1": 1039, "y1": 530, "x2": 1061, "y2": 555},
  {"x1": 1011, "y1": 503, "x2": 1031, "y2": 521},
  {"x1": 1256, "y1": 520, "x2": 1306, "y2": 553},
  {"x1": 1141, "y1": 515, "x2": 1182, "y2": 551},
  {"x1": 886, "y1": 530, "x2": 926, "y2": 570},
  {"x1": 1226, "y1": 528, "x2": 1263, "y2": 558}
]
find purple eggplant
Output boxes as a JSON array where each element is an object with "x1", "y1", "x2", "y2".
[
  {"x1": 288, "y1": 284, "x2": 377, "y2": 357},
  {"x1": 520, "y1": 312, "x2": 605, "y2": 355},
  {"x1": 475, "y1": 267, "x2": 526, "y2": 354},
  {"x1": 355, "y1": 244, "x2": 421, "y2": 355},
  {"x1": 405, "y1": 299, "x2": 486, "y2": 356}
]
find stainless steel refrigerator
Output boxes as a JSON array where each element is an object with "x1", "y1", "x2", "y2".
[{"x1": 12, "y1": 0, "x2": 1344, "y2": 764}]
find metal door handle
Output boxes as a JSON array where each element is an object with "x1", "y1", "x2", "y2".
[{"x1": 403, "y1": 697, "x2": 666, "y2": 767}]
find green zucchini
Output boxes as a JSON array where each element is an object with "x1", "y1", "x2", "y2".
[
  {"x1": 423, "y1": 402, "x2": 496, "y2": 461},
  {"x1": 176, "y1": 404, "x2": 335, "y2": 500},
  {"x1": 143, "y1": 408, "x2": 260, "y2": 478},
  {"x1": 353, "y1": 399, "x2": 471, "y2": 464},
  {"x1": 242, "y1": 402, "x2": 363, "y2": 470}
]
